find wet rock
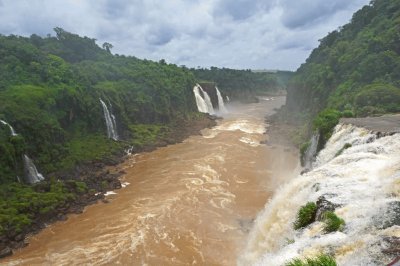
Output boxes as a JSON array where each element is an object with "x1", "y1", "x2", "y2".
[
  {"x1": 375, "y1": 201, "x2": 400, "y2": 229},
  {"x1": 315, "y1": 195, "x2": 340, "y2": 221},
  {"x1": 0, "y1": 246, "x2": 12, "y2": 258},
  {"x1": 311, "y1": 183, "x2": 320, "y2": 192}
]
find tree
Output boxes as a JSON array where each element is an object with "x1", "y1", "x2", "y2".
[{"x1": 102, "y1": 42, "x2": 113, "y2": 53}]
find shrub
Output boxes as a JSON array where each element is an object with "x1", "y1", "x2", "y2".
[
  {"x1": 294, "y1": 202, "x2": 317, "y2": 230},
  {"x1": 342, "y1": 110, "x2": 354, "y2": 118},
  {"x1": 354, "y1": 83, "x2": 400, "y2": 116},
  {"x1": 286, "y1": 254, "x2": 337, "y2": 266},
  {"x1": 322, "y1": 211, "x2": 345, "y2": 232},
  {"x1": 313, "y1": 109, "x2": 342, "y2": 148}
]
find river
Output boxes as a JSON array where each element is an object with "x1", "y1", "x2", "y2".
[{"x1": 5, "y1": 96, "x2": 300, "y2": 265}]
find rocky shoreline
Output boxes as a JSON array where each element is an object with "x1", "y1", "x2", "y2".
[{"x1": 0, "y1": 115, "x2": 217, "y2": 259}]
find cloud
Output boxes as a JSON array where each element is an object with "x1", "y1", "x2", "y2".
[
  {"x1": 0, "y1": 0, "x2": 370, "y2": 70},
  {"x1": 213, "y1": 0, "x2": 274, "y2": 21}
]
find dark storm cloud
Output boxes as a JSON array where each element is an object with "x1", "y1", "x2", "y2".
[
  {"x1": 0, "y1": 0, "x2": 370, "y2": 70},
  {"x1": 280, "y1": 0, "x2": 357, "y2": 29}
]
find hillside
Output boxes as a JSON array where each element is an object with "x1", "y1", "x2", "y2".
[
  {"x1": 0, "y1": 28, "x2": 213, "y2": 251},
  {"x1": 284, "y1": 0, "x2": 400, "y2": 146},
  {"x1": 192, "y1": 68, "x2": 291, "y2": 102}
]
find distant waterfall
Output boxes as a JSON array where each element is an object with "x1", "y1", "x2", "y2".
[
  {"x1": 226, "y1": 96, "x2": 230, "y2": 102},
  {"x1": 302, "y1": 132, "x2": 320, "y2": 170},
  {"x1": 193, "y1": 84, "x2": 215, "y2": 114},
  {"x1": 23, "y1": 155, "x2": 45, "y2": 184},
  {"x1": 99, "y1": 99, "x2": 119, "y2": 141},
  {"x1": 241, "y1": 124, "x2": 400, "y2": 265},
  {"x1": 0, "y1": 119, "x2": 18, "y2": 136},
  {"x1": 215, "y1": 86, "x2": 228, "y2": 113}
]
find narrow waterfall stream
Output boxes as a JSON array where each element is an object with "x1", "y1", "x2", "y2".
[
  {"x1": 193, "y1": 84, "x2": 215, "y2": 114},
  {"x1": 22, "y1": 155, "x2": 45, "y2": 184},
  {"x1": 4, "y1": 97, "x2": 300, "y2": 265},
  {"x1": 0, "y1": 120, "x2": 18, "y2": 136},
  {"x1": 216, "y1": 86, "x2": 228, "y2": 114},
  {"x1": 99, "y1": 99, "x2": 119, "y2": 141}
]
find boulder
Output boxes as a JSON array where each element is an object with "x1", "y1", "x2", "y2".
[{"x1": 315, "y1": 195, "x2": 340, "y2": 221}]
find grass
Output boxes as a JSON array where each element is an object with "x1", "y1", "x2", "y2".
[
  {"x1": 286, "y1": 254, "x2": 337, "y2": 266},
  {"x1": 322, "y1": 211, "x2": 345, "y2": 232},
  {"x1": 294, "y1": 202, "x2": 317, "y2": 230}
]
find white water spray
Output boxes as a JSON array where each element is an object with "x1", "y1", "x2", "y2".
[
  {"x1": 0, "y1": 119, "x2": 18, "y2": 136},
  {"x1": 23, "y1": 154, "x2": 45, "y2": 184},
  {"x1": 303, "y1": 132, "x2": 320, "y2": 170},
  {"x1": 241, "y1": 124, "x2": 400, "y2": 265},
  {"x1": 215, "y1": 86, "x2": 228, "y2": 113},
  {"x1": 193, "y1": 84, "x2": 215, "y2": 114},
  {"x1": 100, "y1": 99, "x2": 119, "y2": 141}
]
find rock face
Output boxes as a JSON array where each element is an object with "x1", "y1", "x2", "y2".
[
  {"x1": 340, "y1": 114, "x2": 400, "y2": 134},
  {"x1": 315, "y1": 195, "x2": 340, "y2": 221},
  {"x1": 198, "y1": 82, "x2": 218, "y2": 109}
]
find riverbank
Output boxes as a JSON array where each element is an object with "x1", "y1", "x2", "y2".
[{"x1": 0, "y1": 114, "x2": 217, "y2": 259}]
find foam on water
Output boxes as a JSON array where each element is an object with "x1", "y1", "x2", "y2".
[{"x1": 241, "y1": 124, "x2": 400, "y2": 265}]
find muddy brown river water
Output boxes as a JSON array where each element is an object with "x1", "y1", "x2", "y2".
[{"x1": 4, "y1": 96, "x2": 300, "y2": 265}]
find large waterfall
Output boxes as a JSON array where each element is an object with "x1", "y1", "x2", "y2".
[
  {"x1": 193, "y1": 84, "x2": 215, "y2": 114},
  {"x1": 23, "y1": 155, "x2": 45, "y2": 184},
  {"x1": 99, "y1": 99, "x2": 119, "y2": 141},
  {"x1": 241, "y1": 123, "x2": 400, "y2": 265},
  {"x1": 216, "y1": 86, "x2": 228, "y2": 113},
  {"x1": 0, "y1": 119, "x2": 18, "y2": 136}
]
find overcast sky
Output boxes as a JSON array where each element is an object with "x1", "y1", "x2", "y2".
[{"x1": 0, "y1": 0, "x2": 370, "y2": 70}]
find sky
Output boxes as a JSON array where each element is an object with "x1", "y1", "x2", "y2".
[{"x1": 0, "y1": 0, "x2": 370, "y2": 70}]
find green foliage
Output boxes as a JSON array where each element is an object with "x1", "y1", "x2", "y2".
[
  {"x1": 313, "y1": 109, "x2": 342, "y2": 147},
  {"x1": 0, "y1": 181, "x2": 75, "y2": 235},
  {"x1": 74, "y1": 181, "x2": 88, "y2": 194},
  {"x1": 0, "y1": 28, "x2": 202, "y2": 182},
  {"x1": 285, "y1": 254, "x2": 337, "y2": 266},
  {"x1": 354, "y1": 83, "x2": 400, "y2": 116},
  {"x1": 286, "y1": 0, "x2": 400, "y2": 128},
  {"x1": 322, "y1": 211, "x2": 345, "y2": 233},
  {"x1": 128, "y1": 124, "x2": 168, "y2": 148},
  {"x1": 342, "y1": 110, "x2": 354, "y2": 118},
  {"x1": 294, "y1": 202, "x2": 317, "y2": 230}
]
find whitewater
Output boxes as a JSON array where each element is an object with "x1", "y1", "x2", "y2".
[{"x1": 241, "y1": 123, "x2": 400, "y2": 265}]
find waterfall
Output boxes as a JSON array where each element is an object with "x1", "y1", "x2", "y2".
[
  {"x1": 240, "y1": 124, "x2": 400, "y2": 265},
  {"x1": 23, "y1": 155, "x2": 45, "y2": 184},
  {"x1": 99, "y1": 99, "x2": 119, "y2": 141},
  {"x1": 0, "y1": 119, "x2": 18, "y2": 136},
  {"x1": 193, "y1": 84, "x2": 215, "y2": 114},
  {"x1": 215, "y1": 86, "x2": 228, "y2": 113},
  {"x1": 226, "y1": 96, "x2": 230, "y2": 102},
  {"x1": 302, "y1": 132, "x2": 320, "y2": 170}
]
